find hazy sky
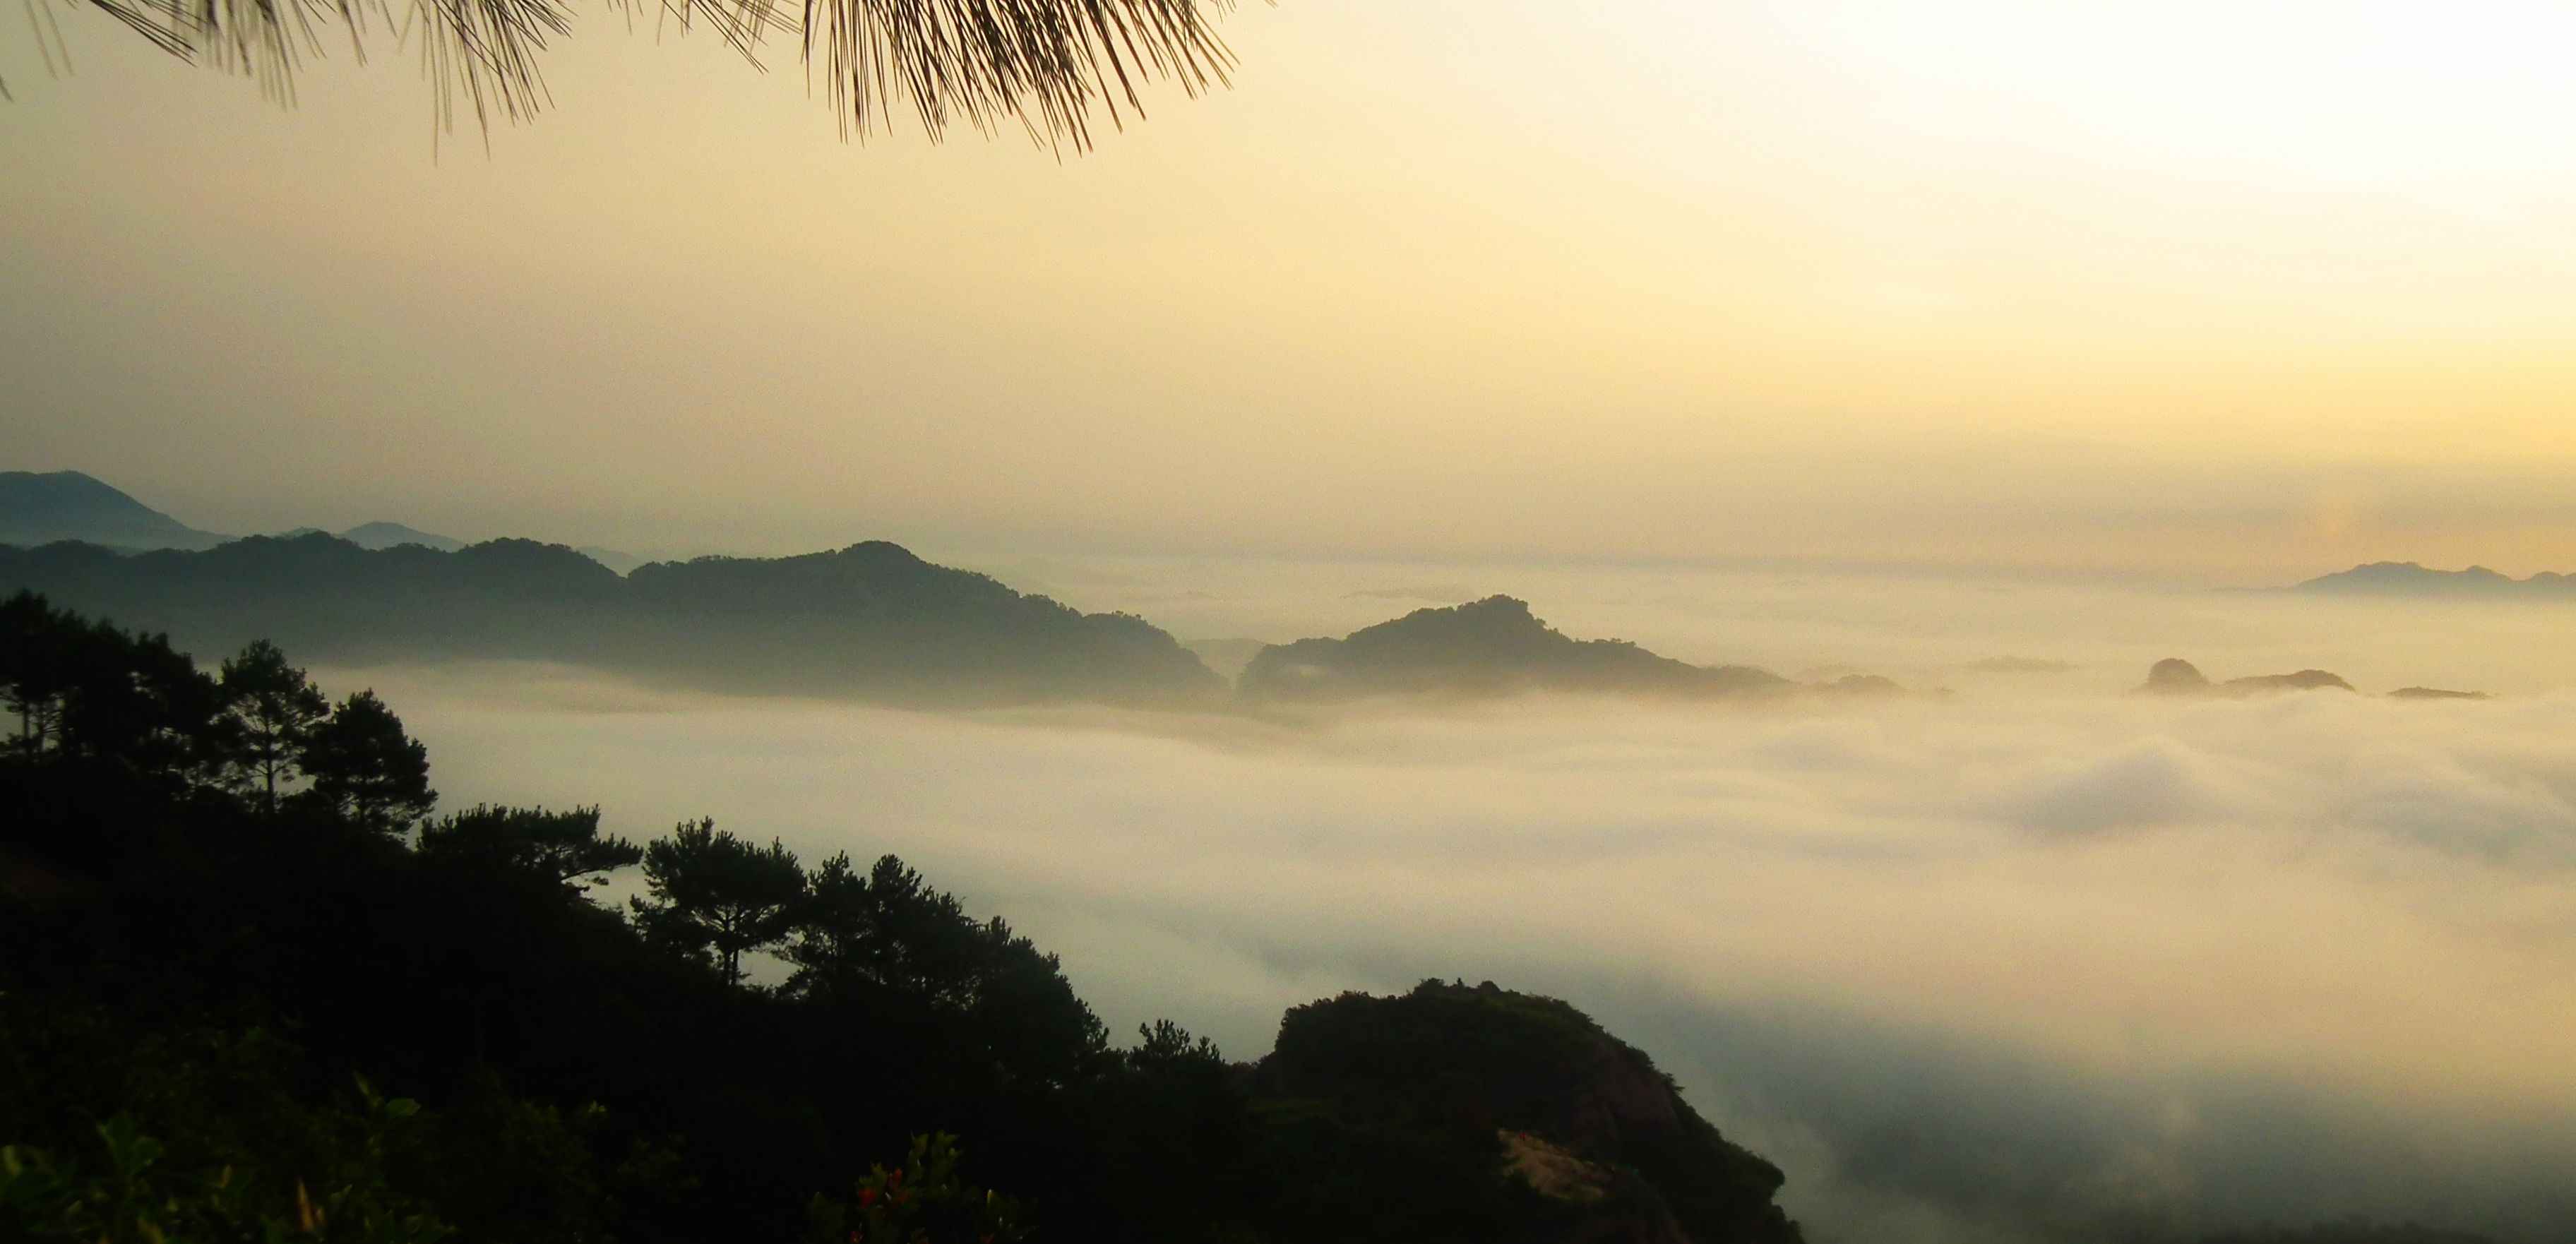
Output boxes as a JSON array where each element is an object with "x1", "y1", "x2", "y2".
[{"x1": 7, "y1": 1, "x2": 2576, "y2": 577}]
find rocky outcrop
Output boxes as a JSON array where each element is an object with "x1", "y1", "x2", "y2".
[
  {"x1": 2137, "y1": 659, "x2": 2353, "y2": 697},
  {"x1": 1257, "y1": 980, "x2": 1802, "y2": 1244},
  {"x1": 2223, "y1": 669, "x2": 2354, "y2": 694},
  {"x1": 1236, "y1": 596, "x2": 1899, "y2": 705},
  {"x1": 2142, "y1": 658, "x2": 2214, "y2": 692}
]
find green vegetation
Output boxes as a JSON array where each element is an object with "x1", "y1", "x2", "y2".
[{"x1": 1, "y1": 590, "x2": 1803, "y2": 1243}]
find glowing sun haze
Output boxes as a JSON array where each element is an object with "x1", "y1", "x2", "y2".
[{"x1": 5, "y1": 0, "x2": 2574, "y2": 577}]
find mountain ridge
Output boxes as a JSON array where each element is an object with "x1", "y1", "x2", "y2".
[
  {"x1": 0, "y1": 532, "x2": 1222, "y2": 707},
  {"x1": 2295, "y1": 561, "x2": 2576, "y2": 596},
  {"x1": 0, "y1": 470, "x2": 229, "y2": 551},
  {"x1": 1236, "y1": 595, "x2": 1885, "y2": 703},
  {"x1": 338, "y1": 520, "x2": 465, "y2": 551}
]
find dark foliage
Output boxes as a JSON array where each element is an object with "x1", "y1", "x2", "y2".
[
  {"x1": 1258, "y1": 979, "x2": 1801, "y2": 1244},
  {"x1": 6, "y1": 0, "x2": 1236, "y2": 150},
  {"x1": 217, "y1": 638, "x2": 329, "y2": 813},
  {"x1": 1, "y1": 593, "x2": 1804, "y2": 1243},
  {"x1": 634, "y1": 819, "x2": 808, "y2": 983},
  {"x1": 419, "y1": 803, "x2": 643, "y2": 890},
  {"x1": 301, "y1": 690, "x2": 439, "y2": 835}
]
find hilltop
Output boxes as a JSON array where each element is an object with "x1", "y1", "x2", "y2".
[
  {"x1": 1260, "y1": 981, "x2": 1801, "y2": 1244},
  {"x1": 2137, "y1": 659, "x2": 2483, "y2": 700},
  {"x1": 337, "y1": 520, "x2": 466, "y2": 551},
  {"x1": 2138, "y1": 658, "x2": 2356, "y2": 697},
  {"x1": 0, "y1": 470, "x2": 229, "y2": 551},
  {"x1": 0, "y1": 534, "x2": 1222, "y2": 707},
  {"x1": 2294, "y1": 562, "x2": 2576, "y2": 597},
  {"x1": 1236, "y1": 596, "x2": 1832, "y2": 702}
]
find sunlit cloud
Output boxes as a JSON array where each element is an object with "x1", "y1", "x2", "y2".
[{"x1": 362, "y1": 647, "x2": 2576, "y2": 1240}]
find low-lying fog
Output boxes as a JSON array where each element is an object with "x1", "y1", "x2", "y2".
[
  {"x1": 332, "y1": 562, "x2": 2576, "y2": 1243},
  {"x1": 981, "y1": 554, "x2": 2576, "y2": 696}
]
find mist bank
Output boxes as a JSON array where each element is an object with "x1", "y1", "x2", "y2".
[
  {"x1": 0, "y1": 534, "x2": 1222, "y2": 707},
  {"x1": 13, "y1": 466, "x2": 2568, "y2": 710},
  {"x1": 989, "y1": 552, "x2": 2576, "y2": 700},
  {"x1": 386, "y1": 671, "x2": 2576, "y2": 1243},
  {"x1": 2296, "y1": 562, "x2": 2576, "y2": 598},
  {"x1": 0, "y1": 536, "x2": 1931, "y2": 712},
  {"x1": 1236, "y1": 595, "x2": 1909, "y2": 703},
  {"x1": 12, "y1": 531, "x2": 2515, "y2": 722}
]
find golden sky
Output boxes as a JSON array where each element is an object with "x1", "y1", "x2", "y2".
[{"x1": 6, "y1": 0, "x2": 2576, "y2": 578}]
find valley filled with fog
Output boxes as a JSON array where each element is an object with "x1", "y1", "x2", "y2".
[
  {"x1": 18, "y1": 2, "x2": 2576, "y2": 1236},
  {"x1": 339, "y1": 559, "x2": 2576, "y2": 1244}
]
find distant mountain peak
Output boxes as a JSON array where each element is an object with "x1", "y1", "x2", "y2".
[
  {"x1": 1239, "y1": 596, "x2": 1834, "y2": 702},
  {"x1": 2137, "y1": 659, "x2": 2355, "y2": 697},
  {"x1": 338, "y1": 521, "x2": 464, "y2": 551},
  {"x1": 0, "y1": 470, "x2": 227, "y2": 551},
  {"x1": 834, "y1": 539, "x2": 933, "y2": 566},
  {"x1": 2142, "y1": 657, "x2": 2210, "y2": 691},
  {"x1": 2296, "y1": 561, "x2": 2563, "y2": 595},
  {"x1": 1352, "y1": 594, "x2": 1546, "y2": 642}
]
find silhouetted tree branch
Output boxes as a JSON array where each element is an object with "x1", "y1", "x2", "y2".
[{"x1": 8, "y1": 0, "x2": 1243, "y2": 145}]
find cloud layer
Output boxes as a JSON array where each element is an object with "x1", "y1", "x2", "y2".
[{"x1": 370, "y1": 664, "x2": 2576, "y2": 1242}]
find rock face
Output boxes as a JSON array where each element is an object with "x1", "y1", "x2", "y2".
[
  {"x1": 2138, "y1": 659, "x2": 2353, "y2": 697},
  {"x1": 1236, "y1": 596, "x2": 1808, "y2": 703},
  {"x1": 1257, "y1": 981, "x2": 1802, "y2": 1244}
]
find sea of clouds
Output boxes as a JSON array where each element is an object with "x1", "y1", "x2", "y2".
[{"x1": 332, "y1": 565, "x2": 2576, "y2": 1243}]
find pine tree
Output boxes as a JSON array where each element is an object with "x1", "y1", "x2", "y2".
[
  {"x1": 631, "y1": 820, "x2": 806, "y2": 984},
  {"x1": 300, "y1": 690, "x2": 436, "y2": 835},
  {"x1": 218, "y1": 640, "x2": 328, "y2": 814}
]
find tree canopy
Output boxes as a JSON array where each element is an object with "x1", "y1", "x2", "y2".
[
  {"x1": 300, "y1": 688, "x2": 437, "y2": 835},
  {"x1": 217, "y1": 638, "x2": 327, "y2": 813},
  {"x1": 633, "y1": 818, "x2": 808, "y2": 983},
  {"x1": 419, "y1": 803, "x2": 644, "y2": 889}
]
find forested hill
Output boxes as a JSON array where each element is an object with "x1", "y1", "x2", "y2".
[
  {"x1": 0, "y1": 594, "x2": 1807, "y2": 1244},
  {"x1": 1238, "y1": 596, "x2": 1873, "y2": 702},
  {"x1": 0, "y1": 534, "x2": 1222, "y2": 707}
]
